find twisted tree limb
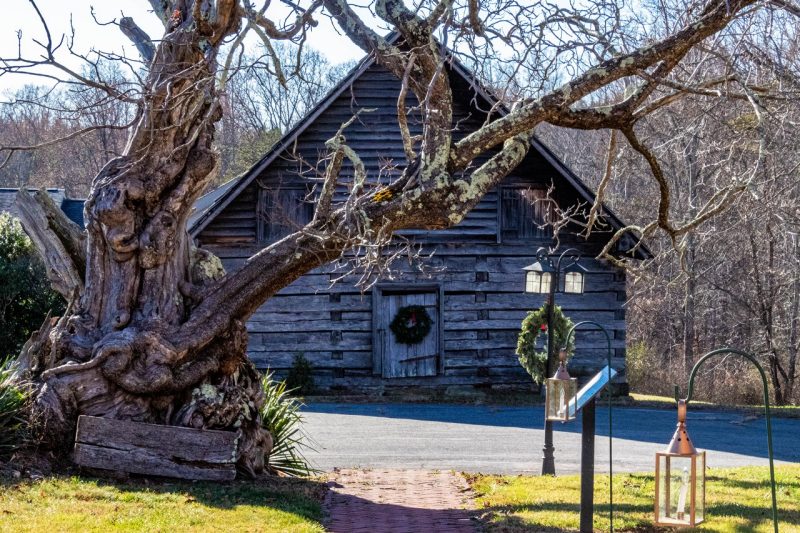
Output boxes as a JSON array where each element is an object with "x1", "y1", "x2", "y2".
[{"x1": 15, "y1": 189, "x2": 86, "y2": 298}]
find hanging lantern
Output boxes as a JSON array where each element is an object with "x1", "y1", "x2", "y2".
[
  {"x1": 546, "y1": 349, "x2": 577, "y2": 422},
  {"x1": 523, "y1": 261, "x2": 552, "y2": 294},
  {"x1": 655, "y1": 400, "x2": 706, "y2": 527},
  {"x1": 563, "y1": 267, "x2": 585, "y2": 294}
]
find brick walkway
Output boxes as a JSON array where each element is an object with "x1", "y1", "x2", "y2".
[{"x1": 324, "y1": 469, "x2": 476, "y2": 533}]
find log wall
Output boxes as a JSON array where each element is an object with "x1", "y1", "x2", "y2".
[
  {"x1": 197, "y1": 61, "x2": 629, "y2": 392},
  {"x1": 205, "y1": 241, "x2": 627, "y2": 391}
]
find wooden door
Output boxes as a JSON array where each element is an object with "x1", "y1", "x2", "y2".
[{"x1": 376, "y1": 290, "x2": 440, "y2": 378}]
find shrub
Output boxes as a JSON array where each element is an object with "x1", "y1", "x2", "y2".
[
  {"x1": 627, "y1": 341, "x2": 763, "y2": 405},
  {"x1": 0, "y1": 364, "x2": 30, "y2": 456},
  {"x1": 285, "y1": 353, "x2": 314, "y2": 396},
  {"x1": 0, "y1": 214, "x2": 64, "y2": 359},
  {"x1": 625, "y1": 341, "x2": 652, "y2": 391},
  {"x1": 260, "y1": 372, "x2": 317, "y2": 477}
]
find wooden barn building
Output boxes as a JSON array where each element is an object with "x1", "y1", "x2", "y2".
[{"x1": 189, "y1": 47, "x2": 648, "y2": 393}]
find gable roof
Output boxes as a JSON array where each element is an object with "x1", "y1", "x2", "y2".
[
  {"x1": 190, "y1": 42, "x2": 651, "y2": 259},
  {"x1": 0, "y1": 188, "x2": 85, "y2": 227},
  {"x1": 189, "y1": 53, "x2": 379, "y2": 238},
  {"x1": 188, "y1": 177, "x2": 237, "y2": 230}
]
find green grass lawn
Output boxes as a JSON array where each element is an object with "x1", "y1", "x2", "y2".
[
  {"x1": 468, "y1": 465, "x2": 800, "y2": 532},
  {"x1": 0, "y1": 475, "x2": 326, "y2": 532}
]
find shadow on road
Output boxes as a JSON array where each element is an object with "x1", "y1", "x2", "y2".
[{"x1": 303, "y1": 402, "x2": 800, "y2": 462}]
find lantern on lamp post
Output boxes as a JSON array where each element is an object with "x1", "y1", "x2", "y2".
[
  {"x1": 524, "y1": 261, "x2": 551, "y2": 294},
  {"x1": 656, "y1": 348, "x2": 780, "y2": 532},
  {"x1": 654, "y1": 400, "x2": 706, "y2": 527},
  {"x1": 546, "y1": 348, "x2": 578, "y2": 422},
  {"x1": 563, "y1": 264, "x2": 585, "y2": 294}
]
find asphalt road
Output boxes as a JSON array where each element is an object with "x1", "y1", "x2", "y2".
[{"x1": 301, "y1": 402, "x2": 800, "y2": 474}]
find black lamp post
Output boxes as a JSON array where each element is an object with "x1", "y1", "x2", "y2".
[{"x1": 523, "y1": 247, "x2": 584, "y2": 476}]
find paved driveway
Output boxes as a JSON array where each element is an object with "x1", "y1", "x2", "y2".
[{"x1": 301, "y1": 402, "x2": 800, "y2": 474}]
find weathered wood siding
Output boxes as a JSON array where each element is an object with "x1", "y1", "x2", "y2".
[
  {"x1": 73, "y1": 416, "x2": 238, "y2": 481},
  {"x1": 197, "y1": 62, "x2": 627, "y2": 391},
  {"x1": 198, "y1": 185, "x2": 257, "y2": 245},
  {"x1": 206, "y1": 244, "x2": 626, "y2": 390}
]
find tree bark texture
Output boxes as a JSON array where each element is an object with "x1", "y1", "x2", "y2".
[{"x1": 14, "y1": 3, "x2": 274, "y2": 476}]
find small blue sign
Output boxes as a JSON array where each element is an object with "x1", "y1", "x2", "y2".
[{"x1": 568, "y1": 365, "x2": 618, "y2": 417}]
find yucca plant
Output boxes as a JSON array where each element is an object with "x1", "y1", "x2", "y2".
[
  {"x1": 260, "y1": 372, "x2": 318, "y2": 477},
  {"x1": 0, "y1": 362, "x2": 30, "y2": 456}
]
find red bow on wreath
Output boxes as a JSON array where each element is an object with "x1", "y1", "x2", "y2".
[{"x1": 391, "y1": 305, "x2": 433, "y2": 345}]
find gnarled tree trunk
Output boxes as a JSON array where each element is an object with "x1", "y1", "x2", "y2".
[{"x1": 15, "y1": 5, "x2": 273, "y2": 475}]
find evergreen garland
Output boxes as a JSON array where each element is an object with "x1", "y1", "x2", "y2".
[
  {"x1": 390, "y1": 305, "x2": 433, "y2": 345},
  {"x1": 516, "y1": 304, "x2": 576, "y2": 384}
]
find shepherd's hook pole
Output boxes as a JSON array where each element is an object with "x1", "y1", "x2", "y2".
[
  {"x1": 674, "y1": 347, "x2": 779, "y2": 533},
  {"x1": 564, "y1": 321, "x2": 614, "y2": 533}
]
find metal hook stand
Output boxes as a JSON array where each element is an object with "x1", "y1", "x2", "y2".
[
  {"x1": 674, "y1": 347, "x2": 779, "y2": 533},
  {"x1": 564, "y1": 321, "x2": 614, "y2": 533}
]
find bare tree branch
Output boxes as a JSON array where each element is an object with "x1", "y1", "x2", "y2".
[
  {"x1": 15, "y1": 189, "x2": 86, "y2": 298},
  {"x1": 119, "y1": 17, "x2": 155, "y2": 64},
  {"x1": 449, "y1": 0, "x2": 758, "y2": 170}
]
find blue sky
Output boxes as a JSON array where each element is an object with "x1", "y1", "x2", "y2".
[{"x1": 0, "y1": 0, "x2": 368, "y2": 92}]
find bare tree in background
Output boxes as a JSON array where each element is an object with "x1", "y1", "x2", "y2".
[
  {"x1": 0, "y1": 61, "x2": 137, "y2": 195},
  {"x1": 0, "y1": 45, "x2": 352, "y2": 194},
  {"x1": 216, "y1": 42, "x2": 354, "y2": 182},
  {"x1": 2, "y1": 0, "x2": 798, "y2": 474},
  {"x1": 538, "y1": 16, "x2": 800, "y2": 403}
]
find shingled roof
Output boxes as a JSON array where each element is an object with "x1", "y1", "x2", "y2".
[{"x1": 0, "y1": 188, "x2": 85, "y2": 227}]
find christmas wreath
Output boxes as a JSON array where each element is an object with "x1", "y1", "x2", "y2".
[
  {"x1": 390, "y1": 305, "x2": 433, "y2": 345},
  {"x1": 516, "y1": 304, "x2": 575, "y2": 384}
]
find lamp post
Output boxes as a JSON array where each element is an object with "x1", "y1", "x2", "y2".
[{"x1": 523, "y1": 247, "x2": 584, "y2": 476}]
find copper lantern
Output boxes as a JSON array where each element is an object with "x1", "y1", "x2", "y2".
[
  {"x1": 655, "y1": 400, "x2": 706, "y2": 527},
  {"x1": 545, "y1": 349, "x2": 577, "y2": 422}
]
